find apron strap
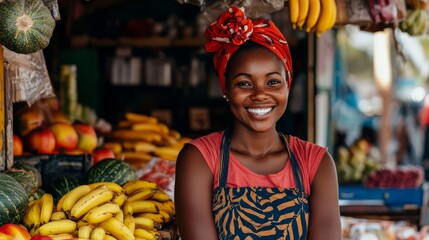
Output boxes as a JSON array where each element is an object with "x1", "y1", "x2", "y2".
[
  {"x1": 279, "y1": 133, "x2": 305, "y2": 192},
  {"x1": 219, "y1": 127, "x2": 232, "y2": 187}
]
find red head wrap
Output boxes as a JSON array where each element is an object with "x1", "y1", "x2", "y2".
[{"x1": 204, "y1": 6, "x2": 293, "y2": 94}]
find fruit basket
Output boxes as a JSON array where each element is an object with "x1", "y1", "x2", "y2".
[{"x1": 14, "y1": 154, "x2": 91, "y2": 192}]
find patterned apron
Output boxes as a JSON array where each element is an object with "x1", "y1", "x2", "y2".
[{"x1": 212, "y1": 128, "x2": 310, "y2": 239}]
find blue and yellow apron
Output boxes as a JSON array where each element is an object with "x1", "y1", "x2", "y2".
[{"x1": 212, "y1": 129, "x2": 310, "y2": 239}]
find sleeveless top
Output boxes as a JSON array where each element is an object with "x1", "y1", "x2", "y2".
[{"x1": 209, "y1": 128, "x2": 312, "y2": 239}]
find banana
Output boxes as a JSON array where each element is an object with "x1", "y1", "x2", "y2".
[
  {"x1": 123, "y1": 180, "x2": 158, "y2": 195},
  {"x1": 150, "y1": 191, "x2": 171, "y2": 202},
  {"x1": 90, "y1": 227, "x2": 105, "y2": 240},
  {"x1": 40, "y1": 193, "x2": 54, "y2": 224},
  {"x1": 112, "y1": 192, "x2": 127, "y2": 207},
  {"x1": 134, "y1": 217, "x2": 156, "y2": 230},
  {"x1": 125, "y1": 112, "x2": 158, "y2": 124},
  {"x1": 47, "y1": 234, "x2": 77, "y2": 240},
  {"x1": 112, "y1": 130, "x2": 162, "y2": 143},
  {"x1": 70, "y1": 186, "x2": 114, "y2": 220},
  {"x1": 103, "y1": 235, "x2": 117, "y2": 240},
  {"x1": 168, "y1": 129, "x2": 181, "y2": 140},
  {"x1": 55, "y1": 194, "x2": 65, "y2": 212},
  {"x1": 289, "y1": 0, "x2": 300, "y2": 29},
  {"x1": 50, "y1": 211, "x2": 67, "y2": 221},
  {"x1": 114, "y1": 209, "x2": 124, "y2": 223},
  {"x1": 123, "y1": 141, "x2": 156, "y2": 153},
  {"x1": 128, "y1": 201, "x2": 158, "y2": 214},
  {"x1": 103, "y1": 142, "x2": 123, "y2": 156},
  {"x1": 134, "y1": 229, "x2": 158, "y2": 240},
  {"x1": 88, "y1": 182, "x2": 125, "y2": 195},
  {"x1": 146, "y1": 200, "x2": 168, "y2": 213},
  {"x1": 24, "y1": 199, "x2": 41, "y2": 229},
  {"x1": 131, "y1": 122, "x2": 169, "y2": 136},
  {"x1": 137, "y1": 213, "x2": 165, "y2": 224},
  {"x1": 123, "y1": 151, "x2": 153, "y2": 162},
  {"x1": 99, "y1": 217, "x2": 135, "y2": 240},
  {"x1": 164, "y1": 200, "x2": 175, "y2": 216},
  {"x1": 122, "y1": 201, "x2": 133, "y2": 216},
  {"x1": 76, "y1": 220, "x2": 89, "y2": 228},
  {"x1": 305, "y1": 0, "x2": 321, "y2": 32},
  {"x1": 297, "y1": 0, "x2": 310, "y2": 29},
  {"x1": 78, "y1": 225, "x2": 93, "y2": 239},
  {"x1": 123, "y1": 214, "x2": 135, "y2": 234},
  {"x1": 315, "y1": 0, "x2": 336, "y2": 37},
  {"x1": 127, "y1": 188, "x2": 156, "y2": 202},
  {"x1": 61, "y1": 185, "x2": 92, "y2": 213},
  {"x1": 82, "y1": 203, "x2": 121, "y2": 224},
  {"x1": 158, "y1": 210, "x2": 171, "y2": 222},
  {"x1": 35, "y1": 219, "x2": 77, "y2": 236}
]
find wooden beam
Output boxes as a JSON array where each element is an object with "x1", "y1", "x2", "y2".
[{"x1": 0, "y1": 45, "x2": 13, "y2": 171}]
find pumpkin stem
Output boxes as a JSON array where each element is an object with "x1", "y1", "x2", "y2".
[{"x1": 16, "y1": 15, "x2": 33, "y2": 32}]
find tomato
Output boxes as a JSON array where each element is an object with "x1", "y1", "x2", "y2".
[{"x1": 0, "y1": 224, "x2": 30, "y2": 240}]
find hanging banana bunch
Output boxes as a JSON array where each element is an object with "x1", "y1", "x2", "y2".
[{"x1": 288, "y1": 0, "x2": 337, "y2": 37}]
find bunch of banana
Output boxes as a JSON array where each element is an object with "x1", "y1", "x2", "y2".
[
  {"x1": 288, "y1": 0, "x2": 337, "y2": 37},
  {"x1": 103, "y1": 111, "x2": 192, "y2": 169},
  {"x1": 21, "y1": 180, "x2": 175, "y2": 239},
  {"x1": 399, "y1": 9, "x2": 429, "y2": 36},
  {"x1": 406, "y1": 0, "x2": 429, "y2": 9}
]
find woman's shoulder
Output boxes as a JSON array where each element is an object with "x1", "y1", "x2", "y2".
[
  {"x1": 288, "y1": 135, "x2": 327, "y2": 152},
  {"x1": 190, "y1": 131, "x2": 224, "y2": 147}
]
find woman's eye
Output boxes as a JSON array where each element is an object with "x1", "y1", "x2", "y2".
[
  {"x1": 267, "y1": 79, "x2": 282, "y2": 85},
  {"x1": 236, "y1": 81, "x2": 252, "y2": 87}
]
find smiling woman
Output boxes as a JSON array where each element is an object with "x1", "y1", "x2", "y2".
[{"x1": 174, "y1": 6, "x2": 341, "y2": 240}]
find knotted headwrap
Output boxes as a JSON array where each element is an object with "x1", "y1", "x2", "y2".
[{"x1": 205, "y1": 6, "x2": 293, "y2": 94}]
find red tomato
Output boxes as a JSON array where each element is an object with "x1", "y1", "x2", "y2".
[{"x1": 0, "y1": 224, "x2": 31, "y2": 240}]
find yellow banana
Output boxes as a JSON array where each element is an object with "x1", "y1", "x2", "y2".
[
  {"x1": 76, "y1": 220, "x2": 89, "y2": 228},
  {"x1": 326, "y1": 0, "x2": 337, "y2": 30},
  {"x1": 123, "y1": 141, "x2": 156, "y2": 153},
  {"x1": 40, "y1": 193, "x2": 54, "y2": 224},
  {"x1": 61, "y1": 185, "x2": 92, "y2": 213},
  {"x1": 112, "y1": 192, "x2": 127, "y2": 207},
  {"x1": 137, "y1": 213, "x2": 165, "y2": 224},
  {"x1": 150, "y1": 191, "x2": 170, "y2": 202},
  {"x1": 146, "y1": 200, "x2": 168, "y2": 213},
  {"x1": 47, "y1": 234, "x2": 77, "y2": 240},
  {"x1": 123, "y1": 180, "x2": 157, "y2": 195},
  {"x1": 24, "y1": 199, "x2": 41, "y2": 229},
  {"x1": 88, "y1": 182, "x2": 125, "y2": 194},
  {"x1": 163, "y1": 200, "x2": 175, "y2": 216},
  {"x1": 99, "y1": 217, "x2": 135, "y2": 240},
  {"x1": 35, "y1": 219, "x2": 77, "y2": 236},
  {"x1": 315, "y1": 0, "x2": 335, "y2": 37},
  {"x1": 103, "y1": 235, "x2": 117, "y2": 240},
  {"x1": 158, "y1": 210, "x2": 171, "y2": 222},
  {"x1": 125, "y1": 112, "x2": 158, "y2": 124},
  {"x1": 78, "y1": 225, "x2": 93, "y2": 239},
  {"x1": 127, "y1": 188, "x2": 156, "y2": 202},
  {"x1": 123, "y1": 214, "x2": 135, "y2": 234},
  {"x1": 128, "y1": 201, "x2": 158, "y2": 214},
  {"x1": 305, "y1": 0, "x2": 321, "y2": 32},
  {"x1": 122, "y1": 201, "x2": 133, "y2": 216},
  {"x1": 131, "y1": 122, "x2": 169, "y2": 136},
  {"x1": 289, "y1": 0, "x2": 300, "y2": 29},
  {"x1": 55, "y1": 195, "x2": 65, "y2": 212},
  {"x1": 90, "y1": 227, "x2": 105, "y2": 240},
  {"x1": 134, "y1": 217, "x2": 156, "y2": 230},
  {"x1": 112, "y1": 130, "x2": 162, "y2": 143},
  {"x1": 50, "y1": 211, "x2": 67, "y2": 221},
  {"x1": 134, "y1": 229, "x2": 158, "y2": 240},
  {"x1": 168, "y1": 129, "x2": 181, "y2": 140},
  {"x1": 103, "y1": 142, "x2": 123, "y2": 156},
  {"x1": 122, "y1": 151, "x2": 153, "y2": 162},
  {"x1": 114, "y1": 209, "x2": 124, "y2": 223},
  {"x1": 82, "y1": 203, "x2": 121, "y2": 224},
  {"x1": 297, "y1": 0, "x2": 310, "y2": 29},
  {"x1": 70, "y1": 186, "x2": 114, "y2": 220}
]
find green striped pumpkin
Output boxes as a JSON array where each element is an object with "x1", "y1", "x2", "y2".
[
  {"x1": 28, "y1": 188, "x2": 45, "y2": 201},
  {"x1": 0, "y1": 0, "x2": 55, "y2": 54},
  {"x1": 86, "y1": 159, "x2": 137, "y2": 186},
  {"x1": 0, "y1": 172, "x2": 28, "y2": 225},
  {"x1": 49, "y1": 175, "x2": 80, "y2": 204},
  {"x1": 5, "y1": 162, "x2": 42, "y2": 197}
]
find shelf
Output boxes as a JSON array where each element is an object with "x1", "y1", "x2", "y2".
[{"x1": 70, "y1": 35, "x2": 205, "y2": 48}]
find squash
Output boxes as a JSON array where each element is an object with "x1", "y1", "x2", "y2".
[
  {"x1": 5, "y1": 162, "x2": 42, "y2": 197},
  {"x1": 49, "y1": 175, "x2": 80, "y2": 204},
  {"x1": 0, "y1": 172, "x2": 28, "y2": 225},
  {"x1": 86, "y1": 159, "x2": 138, "y2": 186},
  {"x1": 0, "y1": 0, "x2": 55, "y2": 54}
]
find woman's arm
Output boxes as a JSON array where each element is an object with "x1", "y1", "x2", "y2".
[
  {"x1": 307, "y1": 152, "x2": 342, "y2": 240},
  {"x1": 174, "y1": 144, "x2": 218, "y2": 240}
]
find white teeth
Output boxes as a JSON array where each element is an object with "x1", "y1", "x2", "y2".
[{"x1": 247, "y1": 108, "x2": 272, "y2": 116}]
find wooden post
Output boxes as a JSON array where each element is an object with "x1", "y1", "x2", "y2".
[{"x1": 0, "y1": 45, "x2": 13, "y2": 171}]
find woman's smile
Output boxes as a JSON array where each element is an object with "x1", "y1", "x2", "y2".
[{"x1": 247, "y1": 107, "x2": 274, "y2": 116}]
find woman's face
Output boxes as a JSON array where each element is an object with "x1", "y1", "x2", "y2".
[{"x1": 226, "y1": 47, "x2": 289, "y2": 133}]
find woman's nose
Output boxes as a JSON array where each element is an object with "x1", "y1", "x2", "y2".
[{"x1": 251, "y1": 85, "x2": 268, "y2": 101}]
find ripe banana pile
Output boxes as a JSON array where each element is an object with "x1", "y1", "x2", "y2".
[
  {"x1": 104, "y1": 112, "x2": 192, "y2": 169},
  {"x1": 22, "y1": 180, "x2": 175, "y2": 240},
  {"x1": 288, "y1": 0, "x2": 337, "y2": 36}
]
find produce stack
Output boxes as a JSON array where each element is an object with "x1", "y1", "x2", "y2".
[
  {"x1": 399, "y1": 0, "x2": 429, "y2": 36},
  {"x1": 102, "y1": 112, "x2": 191, "y2": 169},
  {"x1": 21, "y1": 179, "x2": 175, "y2": 240}
]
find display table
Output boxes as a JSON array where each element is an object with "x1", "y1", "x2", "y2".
[{"x1": 339, "y1": 183, "x2": 429, "y2": 228}]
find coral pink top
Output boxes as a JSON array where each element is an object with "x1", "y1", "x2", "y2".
[{"x1": 189, "y1": 131, "x2": 327, "y2": 196}]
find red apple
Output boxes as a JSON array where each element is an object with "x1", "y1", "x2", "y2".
[
  {"x1": 73, "y1": 122, "x2": 98, "y2": 153},
  {"x1": 31, "y1": 235, "x2": 53, "y2": 240},
  {"x1": 25, "y1": 127, "x2": 56, "y2": 154},
  {"x1": 49, "y1": 122, "x2": 78, "y2": 152},
  {"x1": 0, "y1": 223, "x2": 31, "y2": 240},
  {"x1": 13, "y1": 134, "x2": 23, "y2": 156},
  {"x1": 92, "y1": 147, "x2": 116, "y2": 165}
]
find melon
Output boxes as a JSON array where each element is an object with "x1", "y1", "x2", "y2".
[
  {"x1": 0, "y1": 0, "x2": 55, "y2": 54},
  {"x1": 49, "y1": 175, "x2": 80, "y2": 204},
  {"x1": 86, "y1": 159, "x2": 137, "y2": 186},
  {"x1": 5, "y1": 162, "x2": 42, "y2": 197},
  {"x1": 0, "y1": 172, "x2": 28, "y2": 225}
]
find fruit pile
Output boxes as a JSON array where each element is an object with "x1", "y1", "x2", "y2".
[
  {"x1": 22, "y1": 180, "x2": 175, "y2": 240},
  {"x1": 365, "y1": 166, "x2": 425, "y2": 188},
  {"x1": 398, "y1": 3, "x2": 429, "y2": 36},
  {"x1": 288, "y1": 0, "x2": 337, "y2": 36},
  {"x1": 102, "y1": 112, "x2": 191, "y2": 169}
]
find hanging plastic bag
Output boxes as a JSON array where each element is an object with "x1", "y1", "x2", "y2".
[{"x1": 3, "y1": 47, "x2": 55, "y2": 106}]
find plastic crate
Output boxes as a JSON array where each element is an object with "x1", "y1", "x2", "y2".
[
  {"x1": 14, "y1": 154, "x2": 92, "y2": 192},
  {"x1": 339, "y1": 184, "x2": 426, "y2": 209}
]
